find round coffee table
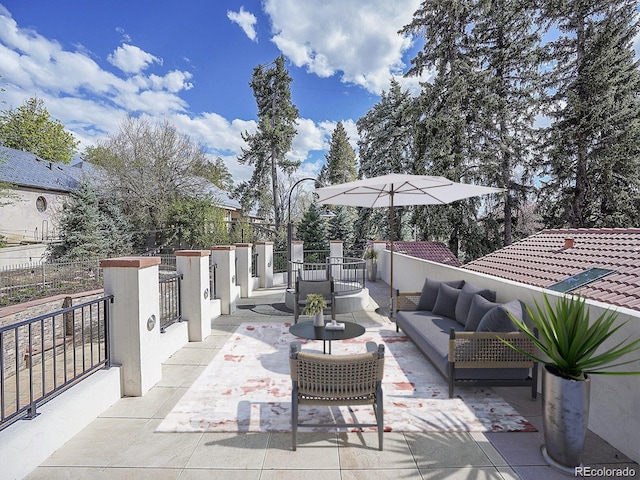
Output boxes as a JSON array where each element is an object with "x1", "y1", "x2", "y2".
[{"x1": 289, "y1": 320, "x2": 366, "y2": 354}]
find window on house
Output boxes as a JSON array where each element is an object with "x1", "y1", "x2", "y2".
[{"x1": 36, "y1": 196, "x2": 47, "y2": 213}]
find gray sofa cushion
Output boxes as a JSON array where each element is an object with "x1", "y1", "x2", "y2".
[
  {"x1": 395, "y1": 310, "x2": 463, "y2": 376},
  {"x1": 476, "y1": 299, "x2": 527, "y2": 332},
  {"x1": 454, "y1": 283, "x2": 497, "y2": 326},
  {"x1": 417, "y1": 278, "x2": 465, "y2": 311},
  {"x1": 432, "y1": 283, "x2": 461, "y2": 319},
  {"x1": 464, "y1": 295, "x2": 500, "y2": 331}
]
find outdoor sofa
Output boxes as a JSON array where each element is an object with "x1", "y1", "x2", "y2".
[{"x1": 394, "y1": 278, "x2": 538, "y2": 398}]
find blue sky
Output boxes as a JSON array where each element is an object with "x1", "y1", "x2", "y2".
[{"x1": 0, "y1": 1, "x2": 429, "y2": 184}]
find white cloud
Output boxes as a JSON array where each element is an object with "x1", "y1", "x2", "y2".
[
  {"x1": 227, "y1": 7, "x2": 258, "y2": 42},
  {"x1": 107, "y1": 43, "x2": 162, "y2": 74},
  {"x1": 263, "y1": 0, "x2": 428, "y2": 94}
]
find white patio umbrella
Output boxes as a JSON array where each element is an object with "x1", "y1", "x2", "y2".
[{"x1": 314, "y1": 173, "x2": 503, "y2": 314}]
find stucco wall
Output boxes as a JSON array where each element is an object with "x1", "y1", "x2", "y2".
[
  {"x1": 0, "y1": 187, "x2": 66, "y2": 243},
  {"x1": 0, "y1": 243, "x2": 48, "y2": 267},
  {"x1": 382, "y1": 250, "x2": 640, "y2": 463}
]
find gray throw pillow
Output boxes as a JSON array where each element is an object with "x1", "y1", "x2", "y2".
[
  {"x1": 417, "y1": 278, "x2": 464, "y2": 311},
  {"x1": 464, "y1": 295, "x2": 500, "y2": 331},
  {"x1": 476, "y1": 300, "x2": 527, "y2": 332},
  {"x1": 432, "y1": 283, "x2": 461, "y2": 319},
  {"x1": 454, "y1": 283, "x2": 497, "y2": 326}
]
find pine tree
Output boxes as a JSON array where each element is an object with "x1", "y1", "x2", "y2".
[
  {"x1": 325, "y1": 122, "x2": 357, "y2": 184},
  {"x1": 98, "y1": 194, "x2": 133, "y2": 257},
  {"x1": 401, "y1": 0, "x2": 484, "y2": 257},
  {"x1": 469, "y1": 0, "x2": 542, "y2": 246},
  {"x1": 296, "y1": 203, "x2": 329, "y2": 254},
  {"x1": 237, "y1": 56, "x2": 299, "y2": 229},
  {"x1": 50, "y1": 182, "x2": 107, "y2": 260},
  {"x1": 538, "y1": 0, "x2": 640, "y2": 227}
]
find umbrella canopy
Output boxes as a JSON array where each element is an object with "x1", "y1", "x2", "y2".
[{"x1": 314, "y1": 174, "x2": 503, "y2": 314}]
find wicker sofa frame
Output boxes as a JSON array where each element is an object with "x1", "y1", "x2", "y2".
[{"x1": 395, "y1": 292, "x2": 539, "y2": 398}]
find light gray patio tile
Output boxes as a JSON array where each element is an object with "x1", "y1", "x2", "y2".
[
  {"x1": 263, "y1": 432, "x2": 339, "y2": 469},
  {"x1": 405, "y1": 432, "x2": 493, "y2": 469},
  {"x1": 25, "y1": 467, "x2": 106, "y2": 480},
  {"x1": 101, "y1": 386, "x2": 181, "y2": 418},
  {"x1": 42, "y1": 417, "x2": 148, "y2": 466},
  {"x1": 163, "y1": 346, "x2": 219, "y2": 365},
  {"x1": 337, "y1": 432, "x2": 414, "y2": 470},
  {"x1": 109, "y1": 419, "x2": 203, "y2": 468},
  {"x1": 261, "y1": 471, "x2": 341, "y2": 480},
  {"x1": 178, "y1": 470, "x2": 261, "y2": 480},
  {"x1": 158, "y1": 364, "x2": 207, "y2": 388},
  {"x1": 512, "y1": 465, "x2": 576, "y2": 480},
  {"x1": 185, "y1": 432, "x2": 270, "y2": 469},
  {"x1": 484, "y1": 432, "x2": 547, "y2": 466},
  {"x1": 471, "y1": 432, "x2": 509, "y2": 467},
  {"x1": 418, "y1": 466, "x2": 505, "y2": 479},
  {"x1": 342, "y1": 469, "x2": 423, "y2": 480}
]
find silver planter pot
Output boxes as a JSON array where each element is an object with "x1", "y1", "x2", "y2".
[
  {"x1": 366, "y1": 259, "x2": 377, "y2": 282},
  {"x1": 541, "y1": 365, "x2": 590, "y2": 474}
]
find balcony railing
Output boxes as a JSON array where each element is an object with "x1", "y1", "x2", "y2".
[
  {"x1": 0, "y1": 295, "x2": 113, "y2": 431},
  {"x1": 290, "y1": 256, "x2": 365, "y2": 295},
  {"x1": 159, "y1": 273, "x2": 182, "y2": 333}
]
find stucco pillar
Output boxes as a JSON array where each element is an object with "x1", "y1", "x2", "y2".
[
  {"x1": 256, "y1": 241, "x2": 274, "y2": 288},
  {"x1": 100, "y1": 256, "x2": 161, "y2": 397},
  {"x1": 329, "y1": 240, "x2": 343, "y2": 281},
  {"x1": 211, "y1": 246, "x2": 239, "y2": 315},
  {"x1": 235, "y1": 243, "x2": 253, "y2": 298},
  {"x1": 175, "y1": 250, "x2": 212, "y2": 342}
]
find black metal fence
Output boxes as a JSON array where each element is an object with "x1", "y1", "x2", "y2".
[
  {"x1": 0, "y1": 259, "x2": 103, "y2": 307},
  {"x1": 159, "y1": 273, "x2": 182, "y2": 333},
  {"x1": 0, "y1": 295, "x2": 113, "y2": 431},
  {"x1": 290, "y1": 256, "x2": 366, "y2": 294}
]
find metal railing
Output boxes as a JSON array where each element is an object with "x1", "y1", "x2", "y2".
[
  {"x1": 273, "y1": 250, "x2": 287, "y2": 274},
  {"x1": 290, "y1": 256, "x2": 366, "y2": 295},
  {"x1": 251, "y1": 252, "x2": 259, "y2": 278},
  {"x1": 0, "y1": 295, "x2": 113, "y2": 431},
  {"x1": 159, "y1": 273, "x2": 182, "y2": 333},
  {"x1": 0, "y1": 259, "x2": 103, "y2": 307}
]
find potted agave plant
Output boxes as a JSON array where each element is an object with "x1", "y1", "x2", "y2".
[
  {"x1": 505, "y1": 294, "x2": 640, "y2": 473},
  {"x1": 304, "y1": 293, "x2": 327, "y2": 327}
]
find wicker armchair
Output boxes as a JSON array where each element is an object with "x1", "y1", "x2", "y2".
[{"x1": 289, "y1": 341, "x2": 385, "y2": 451}]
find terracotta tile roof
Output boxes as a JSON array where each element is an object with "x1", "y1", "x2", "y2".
[
  {"x1": 463, "y1": 228, "x2": 640, "y2": 312},
  {"x1": 371, "y1": 241, "x2": 461, "y2": 267}
]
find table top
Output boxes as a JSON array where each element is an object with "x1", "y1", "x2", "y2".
[{"x1": 289, "y1": 320, "x2": 365, "y2": 342}]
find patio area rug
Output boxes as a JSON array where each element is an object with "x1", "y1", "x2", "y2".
[{"x1": 156, "y1": 322, "x2": 537, "y2": 433}]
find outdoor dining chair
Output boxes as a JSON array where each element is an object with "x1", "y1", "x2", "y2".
[
  {"x1": 289, "y1": 340, "x2": 385, "y2": 451},
  {"x1": 293, "y1": 276, "x2": 336, "y2": 323}
]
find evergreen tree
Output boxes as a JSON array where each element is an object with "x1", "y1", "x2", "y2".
[
  {"x1": 0, "y1": 97, "x2": 78, "y2": 163},
  {"x1": 356, "y1": 79, "x2": 418, "y2": 250},
  {"x1": 538, "y1": 0, "x2": 640, "y2": 228},
  {"x1": 50, "y1": 182, "x2": 107, "y2": 260},
  {"x1": 236, "y1": 56, "x2": 299, "y2": 229},
  {"x1": 328, "y1": 205, "x2": 356, "y2": 252},
  {"x1": 98, "y1": 194, "x2": 133, "y2": 257},
  {"x1": 401, "y1": 0, "x2": 485, "y2": 257},
  {"x1": 325, "y1": 122, "x2": 357, "y2": 184},
  {"x1": 469, "y1": 0, "x2": 542, "y2": 246},
  {"x1": 296, "y1": 203, "x2": 329, "y2": 254}
]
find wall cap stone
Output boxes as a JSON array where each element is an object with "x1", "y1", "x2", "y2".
[
  {"x1": 175, "y1": 250, "x2": 210, "y2": 257},
  {"x1": 99, "y1": 257, "x2": 160, "y2": 268}
]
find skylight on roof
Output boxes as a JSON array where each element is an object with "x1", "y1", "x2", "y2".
[{"x1": 547, "y1": 268, "x2": 615, "y2": 293}]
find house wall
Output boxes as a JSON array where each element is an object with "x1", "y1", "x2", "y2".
[
  {"x1": 0, "y1": 187, "x2": 66, "y2": 244},
  {"x1": 382, "y1": 250, "x2": 640, "y2": 464}
]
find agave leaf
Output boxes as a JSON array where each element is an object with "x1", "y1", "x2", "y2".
[{"x1": 503, "y1": 293, "x2": 640, "y2": 378}]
